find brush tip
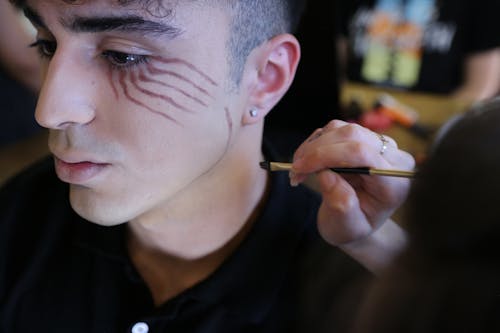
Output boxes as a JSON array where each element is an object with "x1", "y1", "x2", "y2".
[{"x1": 259, "y1": 161, "x2": 270, "y2": 170}]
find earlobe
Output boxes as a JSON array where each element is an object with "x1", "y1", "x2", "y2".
[
  {"x1": 243, "y1": 34, "x2": 301, "y2": 125},
  {"x1": 242, "y1": 107, "x2": 262, "y2": 124}
]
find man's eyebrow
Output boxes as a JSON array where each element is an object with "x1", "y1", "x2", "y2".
[
  {"x1": 23, "y1": 6, "x2": 46, "y2": 29},
  {"x1": 22, "y1": 5, "x2": 182, "y2": 38},
  {"x1": 63, "y1": 15, "x2": 182, "y2": 37}
]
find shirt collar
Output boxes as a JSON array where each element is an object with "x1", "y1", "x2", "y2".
[
  {"x1": 72, "y1": 142, "x2": 320, "y2": 324},
  {"x1": 181, "y1": 170, "x2": 317, "y2": 323}
]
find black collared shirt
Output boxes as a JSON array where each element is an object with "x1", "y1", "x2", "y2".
[{"x1": 0, "y1": 157, "x2": 368, "y2": 333}]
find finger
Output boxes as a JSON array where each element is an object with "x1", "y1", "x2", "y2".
[
  {"x1": 296, "y1": 127, "x2": 412, "y2": 171},
  {"x1": 292, "y1": 139, "x2": 412, "y2": 207},
  {"x1": 356, "y1": 175, "x2": 410, "y2": 220},
  {"x1": 290, "y1": 140, "x2": 387, "y2": 188},
  {"x1": 306, "y1": 128, "x2": 325, "y2": 143},
  {"x1": 322, "y1": 119, "x2": 350, "y2": 130},
  {"x1": 293, "y1": 127, "x2": 325, "y2": 161},
  {"x1": 291, "y1": 121, "x2": 415, "y2": 188},
  {"x1": 293, "y1": 120, "x2": 357, "y2": 161},
  {"x1": 315, "y1": 170, "x2": 372, "y2": 246},
  {"x1": 322, "y1": 121, "x2": 398, "y2": 149},
  {"x1": 384, "y1": 148, "x2": 415, "y2": 171},
  {"x1": 292, "y1": 140, "x2": 392, "y2": 175},
  {"x1": 297, "y1": 123, "x2": 399, "y2": 164}
]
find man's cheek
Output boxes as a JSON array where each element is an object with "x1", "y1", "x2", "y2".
[{"x1": 106, "y1": 56, "x2": 219, "y2": 125}]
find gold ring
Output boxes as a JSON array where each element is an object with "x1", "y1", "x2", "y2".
[{"x1": 379, "y1": 134, "x2": 388, "y2": 155}]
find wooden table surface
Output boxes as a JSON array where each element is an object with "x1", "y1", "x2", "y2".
[
  {"x1": 341, "y1": 82, "x2": 471, "y2": 161},
  {"x1": 340, "y1": 83, "x2": 473, "y2": 222}
]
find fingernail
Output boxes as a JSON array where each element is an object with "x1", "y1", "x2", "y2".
[{"x1": 289, "y1": 171, "x2": 299, "y2": 187}]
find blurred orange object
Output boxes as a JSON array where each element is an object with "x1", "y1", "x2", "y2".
[
  {"x1": 374, "y1": 94, "x2": 418, "y2": 128},
  {"x1": 359, "y1": 109, "x2": 393, "y2": 131}
]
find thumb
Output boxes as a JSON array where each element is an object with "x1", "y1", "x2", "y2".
[{"x1": 316, "y1": 170, "x2": 372, "y2": 246}]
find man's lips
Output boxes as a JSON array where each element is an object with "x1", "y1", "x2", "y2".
[{"x1": 54, "y1": 156, "x2": 110, "y2": 184}]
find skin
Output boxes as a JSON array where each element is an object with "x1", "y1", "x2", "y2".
[
  {"x1": 111, "y1": 55, "x2": 218, "y2": 121},
  {"x1": 291, "y1": 120, "x2": 413, "y2": 273},
  {"x1": 31, "y1": 2, "x2": 236, "y2": 225},
  {"x1": 29, "y1": 0, "x2": 249, "y2": 229},
  {"x1": 452, "y1": 48, "x2": 500, "y2": 102},
  {"x1": 26, "y1": 0, "x2": 301, "y2": 303},
  {"x1": 25, "y1": 0, "x2": 413, "y2": 304}
]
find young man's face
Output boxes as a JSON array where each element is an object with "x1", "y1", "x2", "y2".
[{"x1": 27, "y1": 0, "x2": 247, "y2": 225}]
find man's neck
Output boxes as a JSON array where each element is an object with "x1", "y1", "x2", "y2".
[
  {"x1": 125, "y1": 137, "x2": 269, "y2": 305},
  {"x1": 126, "y1": 193, "x2": 266, "y2": 305}
]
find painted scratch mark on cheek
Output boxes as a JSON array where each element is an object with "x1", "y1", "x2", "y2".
[
  {"x1": 225, "y1": 107, "x2": 233, "y2": 140},
  {"x1": 146, "y1": 63, "x2": 213, "y2": 97},
  {"x1": 152, "y1": 56, "x2": 219, "y2": 87},
  {"x1": 137, "y1": 70, "x2": 208, "y2": 107},
  {"x1": 108, "y1": 67, "x2": 119, "y2": 100},
  {"x1": 212, "y1": 107, "x2": 234, "y2": 168},
  {"x1": 130, "y1": 71, "x2": 193, "y2": 113},
  {"x1": 118, "y1": 71, "x2": 180, "y2": 125},
  {"x1": 224, "y1": 107, "x2": 233, "y2": 153}
]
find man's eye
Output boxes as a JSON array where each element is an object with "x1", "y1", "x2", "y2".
[
  {"x1": 29, "y1": 39, "x2": 57, "y2": 58},
  {"x1": 102, "y1": 51, "x2": 148, "y2": 68}
]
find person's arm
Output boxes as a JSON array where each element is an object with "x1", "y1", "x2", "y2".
[
  {"x1": 290, "y1": 120, "x2": 414, "y2": 274},
  {"x1": 336, "y1": 219, "x2": 407, "y2": 274},
  {"x1": 0, "y1": 1, "x2": 40, "y2": 92},
  {"x1": 452, "y1": 48, "x2": 500, "y2": 102}
]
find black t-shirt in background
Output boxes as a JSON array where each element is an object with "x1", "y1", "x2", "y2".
[{"x1": 337, "y1": 0, "x2": 500, "y2": 94}]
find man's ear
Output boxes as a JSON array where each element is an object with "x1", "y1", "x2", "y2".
[{"x1": 243, "y1": 33, "x2": 301, "y2": 124}]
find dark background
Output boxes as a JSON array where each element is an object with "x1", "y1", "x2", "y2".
[{"x1": 264, "y1": 0, "x2": 340, "y2": 160}]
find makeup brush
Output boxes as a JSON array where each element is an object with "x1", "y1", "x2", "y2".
[{"x1": 259, "y1": 161, "x2": 415, "y2": 178}]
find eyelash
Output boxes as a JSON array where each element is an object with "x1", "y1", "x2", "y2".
[
  {"x1": 29, "y1": 39, "x2": 149, "y2": 70},
  {"x1": 102, "y1": 50, "x2": 149, "y2": 70},
  {"x1": 29, "y1": 39, "x2": 56, "y2": 59}
]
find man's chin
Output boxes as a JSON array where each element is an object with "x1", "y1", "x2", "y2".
[
  {"x1": 72, "y1": 207, "x2": 129, "y2": 226},
  {"x1": 69, "y1": 190, "x2": 132, "y2": 226}
]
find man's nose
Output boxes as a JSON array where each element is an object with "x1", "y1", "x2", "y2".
[{"x1": 35, "y1": 50, "x2": 97, "y2": 130}]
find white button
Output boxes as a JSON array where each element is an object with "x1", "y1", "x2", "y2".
[{"x1": 131, "y1": 322, "x2": 149, "y2": 333}]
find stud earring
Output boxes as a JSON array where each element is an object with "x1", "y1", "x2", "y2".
[{"x1": 250, "y1": 109, "x2": 258, "y2": 118}]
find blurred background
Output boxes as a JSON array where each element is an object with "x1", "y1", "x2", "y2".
[
  {"x1": 2, "y1": 1, "x2": 500, "y2": 331},
  {"x1": 0, "y1": 1, "x2": 47, "y2": 184},
  {"x1": 2, "y1": 0, "x2": 500, "y2": 180}
]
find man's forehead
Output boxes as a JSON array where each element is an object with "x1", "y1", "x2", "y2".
[
  {"x1": 25, "y1": 0, "x2": 177, "y2": 14},
  {"x1": 24, "y1": 0, "x2": 176, "y2": 7},
  {"x1": 24, "y1": 0, "x2": 228, "y2": 27},
  {"x1": 24, "y1": 0, "x2": 202, "y2": 37}
]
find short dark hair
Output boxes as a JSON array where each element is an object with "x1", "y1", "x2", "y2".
[
  {"x1": 11, "y1": 0, "x2": 307, "y2": 85},
  {"x1": 225, "y1": 0, "x2": 306, "y2": 85}
]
